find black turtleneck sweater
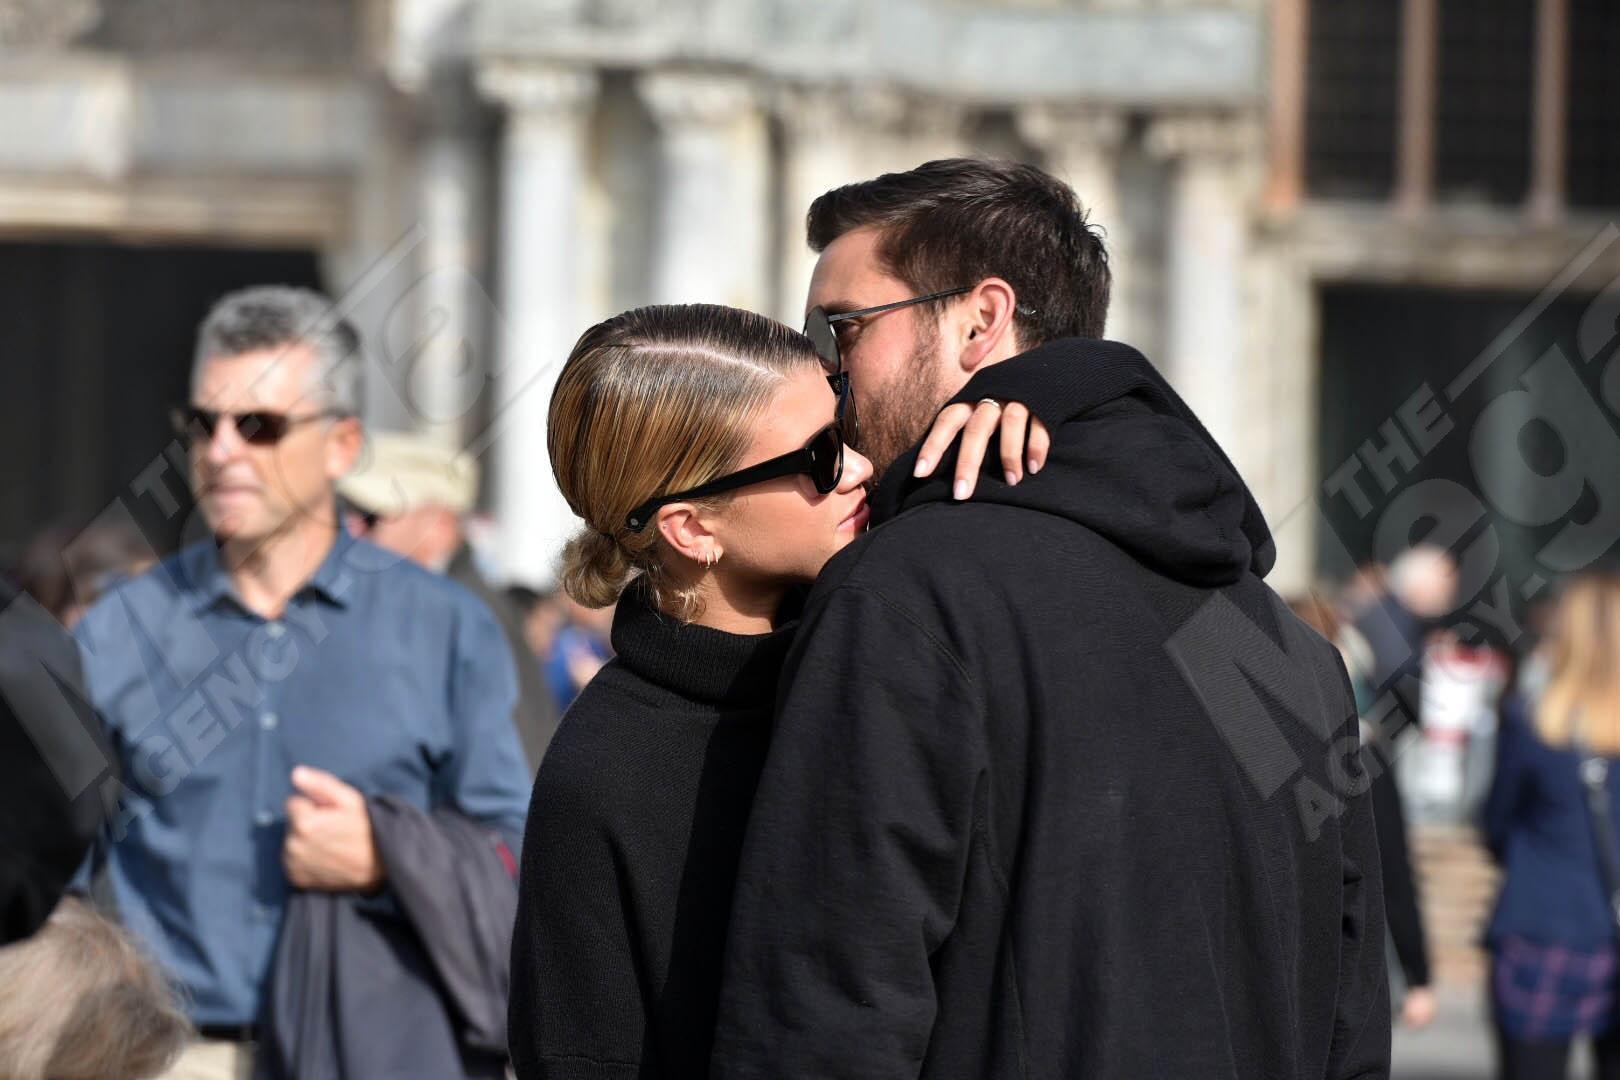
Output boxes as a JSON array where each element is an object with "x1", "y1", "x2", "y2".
[{"x1": 507, "y1": 580, "x2": 797, "y2": 1080}]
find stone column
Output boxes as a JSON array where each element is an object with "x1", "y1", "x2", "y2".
[
  {"x1": 475, "y1": 60, "x2": 597, "y2": 587},
  {"x1": 771, "y1": 84, "x2": 903, "y2": 323},
  {"x1": 409, "y1": 71, "x2": 490, "y2": 449},
  {"x1": 637, "y1": 69, "x2": 769, "y2": 311},
  {"x1": 1147, "y1": 112, "x2": 1261, "y2": 466},
  {"x1": 1017, "y1": 105, "x2": 1130, "y2": 342}
]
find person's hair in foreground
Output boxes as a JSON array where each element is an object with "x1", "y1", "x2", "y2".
[
  {"x1": 0, "y1": 899, "x2": 190, "y2": 1080},
  {"x1": 807, "y1": 156, "x2": 1113, "y2": 345},
  {"x1": 1534, "y1": 570, "x2": 1620, "y2": 754},
  {"x1": 548, "y1": 303, "x2": 826, "y2": 619}
]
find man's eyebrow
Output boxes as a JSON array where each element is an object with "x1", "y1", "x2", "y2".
[{"x1": 817, "y1": 300, "x2": 860, "y2": 319}]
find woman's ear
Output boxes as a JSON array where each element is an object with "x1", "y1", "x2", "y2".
[{"x1": 654, "y1": 504, "x2": 718, "y2": 567}]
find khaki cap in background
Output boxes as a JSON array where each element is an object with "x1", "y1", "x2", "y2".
[{"x1": 338, "y1": 431, "x2": 479, "y2": 518}]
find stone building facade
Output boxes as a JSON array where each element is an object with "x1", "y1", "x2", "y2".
[{"x1": 4, "y1": 0, "x2": 1616, "y2": 598}]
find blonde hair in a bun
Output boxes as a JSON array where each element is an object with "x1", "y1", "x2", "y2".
[{"x1": 547, "y1": 303, "x2": 822, "y2": 620}]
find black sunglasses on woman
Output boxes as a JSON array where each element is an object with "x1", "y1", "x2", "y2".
[{"x1": 624, "y1": 377, "x2": 853, "y2": 532}]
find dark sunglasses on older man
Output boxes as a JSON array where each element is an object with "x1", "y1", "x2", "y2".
[
  {"x1": 803, "y1": 286, "x2": 973, "y2": 443},
  {"x1": 623, "y1": 380, "x2": 853, "y2": 533},
  {"x1": 169, "y1": 405, "x2": 340, "y2": 447}
]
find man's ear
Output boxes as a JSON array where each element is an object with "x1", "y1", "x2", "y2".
[
  {"x1": 326, "y1": 416, "x2": 365, "y2": 480},
  {"x1": 953, "y1": 277, "x2": 1021, "y2": 375},
  {"x1": 654, "y1": 504, "x2": 719, "y2": 566}
]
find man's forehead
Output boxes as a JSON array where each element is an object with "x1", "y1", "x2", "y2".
[
  {"x1": 805, "y1": 226, "x2": 892, "y2": 316},
  {"x1": 194, "y1": 346, "x2": 315, "y2": 406}
]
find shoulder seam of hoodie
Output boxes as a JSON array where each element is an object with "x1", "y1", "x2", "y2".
[{"x1": 812, "y1": 579, "x2": 983, "y2": 706}]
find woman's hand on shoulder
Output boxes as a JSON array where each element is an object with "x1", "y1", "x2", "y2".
[{"x1": 914, "y1": 399, "x2": 1049, "y2": 500}]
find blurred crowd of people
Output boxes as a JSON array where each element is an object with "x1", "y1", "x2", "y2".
[{"x1": 1290, "y1": 545, "x2": 1620, "y2": 1079}]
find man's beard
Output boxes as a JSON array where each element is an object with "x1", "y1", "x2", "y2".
[{"x1": 854, "y1": 331, "x2": 949, "y2": 480}]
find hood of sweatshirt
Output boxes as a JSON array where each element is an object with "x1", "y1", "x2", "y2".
[{"x1": 870, "y1": 337, "x2": 1276, "y2": 588}]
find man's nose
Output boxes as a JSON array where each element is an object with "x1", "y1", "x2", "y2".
[{"x1": 203, "y1": 415, "x2": 246, "y2": 463}]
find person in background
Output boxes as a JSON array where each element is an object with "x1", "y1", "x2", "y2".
[
  {"x1": 0, "y1": 897, "x2": 190, "y2": 1080},
  {"x1": 1350, "y1": 544, "x2": 1460, "y2": 728},
  {"x1": 1290, "y1": 590, "x2": 1437, "y2": 1032},
  {"x1": 543, "y1": 593, "x2": 614, "y2": 714},
  {"x1": 1485, "y1": 571, "x2": 1620, "y2": 1080},
  {"x1": 12, "y1": 518, "x2": 155, "y2": 628},
  {"x1": 504, "y1": 584, "x2": 564, "y2": 668},
  {"x1": 73, "y1": 286, "x2": 531, "y2": 1079},
  {"x1": 339, "y1": 432, "x2": 560, "y2": 769},
  {"x1": 0, "y1": 581, "x2": 110, "y2": 944}
]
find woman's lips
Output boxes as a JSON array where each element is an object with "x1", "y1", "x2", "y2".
[{"x1": 840, "y1": 499, "x2": 871, "y2": 532}]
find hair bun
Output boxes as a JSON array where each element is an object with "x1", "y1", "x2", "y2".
[{"x1": 559, "y1": 528, "x2": 633, "y2": 608}]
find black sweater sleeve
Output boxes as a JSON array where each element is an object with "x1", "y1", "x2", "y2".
[
  {"x1": 1327, "y1": 665, "x2": 1395, "y2": 1080},
  {"x1": 0, "y1": 590, "x2": 110, "y2": 944},
  {"x1": 711, "y1": 584, "x2": 987, "y2": 1077},
  {"x1": 1371, "y1": 767, "x2": 1431, "y2": 989},
  {"x1": 508, "y1": 742, "x2": 647, "y2": 1080}
]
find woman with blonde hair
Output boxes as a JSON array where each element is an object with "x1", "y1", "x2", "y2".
[
  {"x1": 507, "y1": 303, "x2": 1041, "y2": 1079},
  {"x1": 1486, "y1": 570, "x2": 1620, "y2": 1079}
]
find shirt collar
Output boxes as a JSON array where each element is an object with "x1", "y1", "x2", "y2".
[{"x1": 184, "y1": 530, "x2": 357, "y2": 614}]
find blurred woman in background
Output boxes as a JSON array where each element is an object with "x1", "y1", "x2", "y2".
[{"x1": 1486, "y1": 571, "x2": 1620, "y2": 1079}]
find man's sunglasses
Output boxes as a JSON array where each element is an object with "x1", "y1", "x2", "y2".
[
  {"x1": 624, "y1": 389, "x2": 851, "y2": 533},
  {"x1": 169, "y1": 405, "x2": 340, "y2": 447},
  {"x1": 803, "y1": 286, "x2": 974, "y2": 442}
]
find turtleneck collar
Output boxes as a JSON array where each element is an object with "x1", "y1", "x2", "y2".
[{"x1": 609, "y1": 578, "x2": 799, "y2": 709}]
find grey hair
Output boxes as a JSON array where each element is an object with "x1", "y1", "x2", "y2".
[
  {"x1": 193, "y1": 285, "x2": 364, "y2": 415},
  {"x1": 0, "y1": 898, "x2": 191, "y2": 1079}
]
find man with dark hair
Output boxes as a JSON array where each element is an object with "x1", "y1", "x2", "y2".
[{"x1": 712, "y1": 159, "x2": 1390, "y2": 1078}]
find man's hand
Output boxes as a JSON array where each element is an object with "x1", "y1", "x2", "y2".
[
  {"x1": 1399, "y1": 985, "x2": 1437, "y2": 1029},
  {"x1": 282, "y1": 765, "x2": 385, "y2": 892}
]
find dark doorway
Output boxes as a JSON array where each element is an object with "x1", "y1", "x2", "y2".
[
  {"x1": 0, "y1": 239, "x2": 323, "y2": 563},
  {"x1": 1316, "y1": 282, "x2": 1619, "y2": 633}
]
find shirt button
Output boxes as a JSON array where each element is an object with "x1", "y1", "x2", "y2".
[
  {"x1": 255, "y1": 810, "x2": 274, "y2": 827},
  {"x1": 259, "y1": 711, "x2": 278, "y2": 731},
  {"x1": 266, "y1": 622, "x2": 285, "y2": 639}
]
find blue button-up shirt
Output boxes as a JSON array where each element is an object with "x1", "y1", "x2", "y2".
[{"x1": 73, "y1": 532, "x2": 531, "y2": 1025}]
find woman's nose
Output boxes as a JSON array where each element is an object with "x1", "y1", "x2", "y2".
[{"x1": 840, "y1": 448, "x2": 875, "y2": 491}]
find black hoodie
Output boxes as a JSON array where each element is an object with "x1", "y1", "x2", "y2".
[{"x1": 711, "y1": 339, "x2": 1390, "y2": 1079}]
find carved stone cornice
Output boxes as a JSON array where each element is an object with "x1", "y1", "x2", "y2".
[
  {"x1": 0, "y1": 0, "x2": 101, "y2": 48},
  {"x1": 475, "y1": 59, "x2": 597, "y2": 117},
  {"x1": 1015, "y1": 104, "x2": 1126, "y2": 156},
  {"x1": 637, "y1": 69, "x2": 757, "y2": 130},
  {"x1": 1145, "y1": 110, "x2": 1263, "y2": 162},
  {"x1": 769, "y1": 82, "x2": 904, "y2": 140}
]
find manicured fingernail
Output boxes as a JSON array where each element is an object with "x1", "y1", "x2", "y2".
[
  {"x1": 914, "y1": 456, "x2": 931, "y2": 477},
  {"x1": 1005, "y1": 470, "x2": 1018, "y2": 486},
  {"x1": 953, "y1": 479, "x2": 969, "y2": 500},
  {"x1": 1029, "y1": 459, "x2": 1041, "y2": 474}
]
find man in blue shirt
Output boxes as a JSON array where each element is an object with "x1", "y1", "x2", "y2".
[{"x1": 73, "y1": 286, "x2": 532, "y2": 1080}]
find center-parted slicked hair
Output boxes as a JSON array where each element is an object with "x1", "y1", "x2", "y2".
[
  {"x1": 548, "y1": 304, "x2": 823, "y2": 617},
  {"x1": 807, "y1": 157, "x2": 1111, "y2": 345}
]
